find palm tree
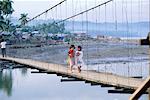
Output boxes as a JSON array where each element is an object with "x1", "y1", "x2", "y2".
[
  {"x1": 0, "y1": 0, "x2": 14, "y2": 32},
  {"x1": 0, "y1": 16, "x2": 6, "y2": 33},
  {"x1": 0, "y1": 0, "x2": 14, "y2": 16},
  {"x1": 19, "y1": 13, "x2": 29, "y2": 26},
  {"x1": 5, "y1": 19, "x2": 13, "y2": 32}
]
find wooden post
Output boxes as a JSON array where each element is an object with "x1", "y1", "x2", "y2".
[
  {"x1": 148, "y1": 88, "x2": 150, "y2": 100},
  {"x1": 129, "y1": 77, "x2": 150, "y2": 100},
  {"x1": 132, "y1": 32, "x2": 150, "y2": 100}
]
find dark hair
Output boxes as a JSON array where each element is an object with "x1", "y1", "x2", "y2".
[
  {"x1": 78, "y1": 46, "x2": 82, "y2": 51},
  {"x1": 70, "y1": 45, "x2": 75, "y2": 49}
]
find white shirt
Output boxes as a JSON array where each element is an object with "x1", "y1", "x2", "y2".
[
  {"x1": 75, "y1": 50, "x2": 85, "y2": 67},
  {"x1": 75, "y1": 51, "x2": 83, "y2": 60},
  {"x1": 1, "y1": 41, "x2": 7, "y2": 48}
]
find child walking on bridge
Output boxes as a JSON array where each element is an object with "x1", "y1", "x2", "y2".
[
  {"x1": 75, "y1": 46, "x2": 84, "y2": 73},
  {"x1": 68, "y1": 45, "x2": 75, "y2": 72}
]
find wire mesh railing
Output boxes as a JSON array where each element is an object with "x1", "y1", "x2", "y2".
[{"x1": 4, "y1": 0, "x2": 150, "y2": 90}]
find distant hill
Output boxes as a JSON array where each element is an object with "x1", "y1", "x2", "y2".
[
  {"x1": 11, "y1": 17, "x2": 149, "y2": 38},
  {"x1": 64, "y1": 21, "x2": 149, "y2": 38}
]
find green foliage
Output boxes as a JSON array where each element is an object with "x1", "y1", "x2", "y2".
[
  {"x1": 33, "y1": 22, "x2": 66, "y2": 34},
  {"x1": 0, "y1": 0, "x2": 14, "y2": 16},
  {"x1": 19, "y1": 13, "x2": 29, "y2": 26},
  {"x1": 21, "y1": 26, "x2": 32, "y2": 32},
  {"x1": 0, "y1": 71, "x2": 13, "y2": 97},
  {"x1": 64, "y1": 38, "x2": 70, "y2": 42},
  {"x1": 0, "y1": 0, "x2": 14, "y2": 33}
]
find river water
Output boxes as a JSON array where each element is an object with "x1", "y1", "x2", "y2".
[{"x1": 0, "y1": 62, "x2": 148, "y2": 100}]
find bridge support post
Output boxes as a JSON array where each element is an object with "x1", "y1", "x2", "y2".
[
  {"x1": 148, "y1": 88, "x2": 150, "y2": 100},
  {"x1": 129, "y1": 77, "x2": 150, "y2": 100}
]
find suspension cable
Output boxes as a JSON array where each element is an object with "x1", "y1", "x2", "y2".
[
  {"x1": 71, "y1": 0, "x2": 74, "y2": 44},
  {"x1": 125, "y1": 0, "x2": 130, "y2": 79},
  {"x1": 56, "y1": 0, "x2": 113, "y2": 24},
  {"x1": 114, "y1": 0, "x2": 117, "y2": 31},
  {"x1": 27, "y1": 0, "x2": 67, "y2": 23}
]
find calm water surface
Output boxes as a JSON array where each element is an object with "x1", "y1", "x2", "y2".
[{"x1": 0, "y1": 65, "x2": 148, "y2": 100}]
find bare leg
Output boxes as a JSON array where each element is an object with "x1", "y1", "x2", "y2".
[
  {"x1": 70, "y1": 65, "x2": 73, "y2": 72},
  {"x1": 69, "y1": 60, "x2": 73, "y2": 72},
  {"x1": 68, "y1": 58, "x2": 71, "y2": 71},
  {"x1": 78, "y1": 66, "x2": 81, "y2": 73},
  {"x1": 4, "y1": 49, "x2": 6, "y2": 57}
]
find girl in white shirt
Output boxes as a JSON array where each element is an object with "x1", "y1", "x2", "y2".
[{"x1": 75, "y1": 46, "x2": 84, "y2": 73}]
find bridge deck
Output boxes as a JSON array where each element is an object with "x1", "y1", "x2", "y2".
[{"x1": 0, "y1": 56, "x2": 143, "y2": 89}]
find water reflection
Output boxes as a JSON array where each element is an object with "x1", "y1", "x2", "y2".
[
  {"x1": 0, "y1": 62, "x2": 148, "y2": 100},
  {"x1": 0, "y1": 61, "x2": 28, "y2": 97},
  {"x1": 20, "y1": 68, "x2": 28, "y2": 76},
  {"x1": 0, "y1": 69, "x2": 13, "y2": 96}
]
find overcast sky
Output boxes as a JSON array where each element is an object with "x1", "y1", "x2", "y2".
[{"x1": 12, "y1": 0, "x2": 150, "y2": 22}]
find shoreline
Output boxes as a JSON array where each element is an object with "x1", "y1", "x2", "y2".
[{"x1": 5, "y1": 40, "x2": 149, "y2": 65}]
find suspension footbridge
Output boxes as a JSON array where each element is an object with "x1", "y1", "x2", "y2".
[
  {"x1": 0, "y1": 0, "x2": 150, "y2": 99},
  {"x1": 0, "y1": 56, "x2": 144, "y2": 89}
]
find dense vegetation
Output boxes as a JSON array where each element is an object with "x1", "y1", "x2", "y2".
[
  {"x1": 0, "y1": 0, "x2": 14, "y2": 33},
  {"x1": 21, "y1": 22, "x2": 68, "y2": 34},
  {"x1": 0, "y1": 0, "x2": 69, "y2": 39}
]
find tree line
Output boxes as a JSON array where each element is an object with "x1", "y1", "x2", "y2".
[{"x1": 0, "y1": 0, "x2": 69, "y2": 38}]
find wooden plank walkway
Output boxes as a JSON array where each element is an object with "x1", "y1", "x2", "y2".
[{"x1": 0, "y1": 56, "x2": 144, "y2": 89}]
